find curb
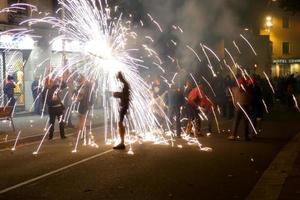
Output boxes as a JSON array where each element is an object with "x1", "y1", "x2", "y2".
[{"x1": 246, "y1": 132, "x2": 300, "y2": 200}]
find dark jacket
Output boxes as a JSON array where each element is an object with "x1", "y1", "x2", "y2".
[
  {"x1": 4, "y1": 80, "x2": 15, "y2": 98},
  {"x1": 42, "y1": 83, "x2": 66, "y2": 109}
]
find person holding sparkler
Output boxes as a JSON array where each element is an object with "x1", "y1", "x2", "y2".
[{"x1": 113, "y1": 72, "x2": 131, "y2": 150}]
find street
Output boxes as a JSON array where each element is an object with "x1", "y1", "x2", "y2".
[{"x1": 0, "y1": 106, "x2": 299, "y2": 200}]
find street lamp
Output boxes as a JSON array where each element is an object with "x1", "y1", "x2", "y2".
[{"x1": 266, "y1": 16, "x2": 273, "y2": 30}]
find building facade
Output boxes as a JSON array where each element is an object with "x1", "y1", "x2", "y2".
[
  {"x1": 260, "y1": 1, "x2": 300, "y2": 77},
  {"x1": 0, "y1": 0, "x2": 67, "y2": 112}
]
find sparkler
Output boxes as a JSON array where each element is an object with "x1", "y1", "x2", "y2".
[
  {"x1": 45, "y1": 1, "x2": 170, "y2": 146},
  {"x1": 240, "y1": 34, "x2": 257, "y2": 56},
  {"x1": 263, "y1": 71, "x2": 275, "y2": 94},
  {"x1": 33, "y1": 124, "x2": 52, "y2": 155},
  {"x1": 11, "y1": 130, "x2": 21, "y2": 151},
  {"x1": 2, "y1": 0, "x2": 269, "y2": 155},
  {"x1": 292, "y1": 95, "x2": 300, "y2": 112},
  {"x1": 237, "y1": 103, "x2": 258, "y2": 135}
]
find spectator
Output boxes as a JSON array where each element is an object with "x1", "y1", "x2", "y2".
[
  {"x1": 228, "y1": 77, "x2": 252, "y2": 141},
  {"x1": 76, "y1": 74, "x2": 93, "y2": 134},
  {"x1": 4, "y1": 75, "x2": 16, "y2": 107},
  {"x1": 31, "y1": 75, "x2": 42, "y2": 114},
  {"x1": 167, "y1": 84, "x2": 185, "y2": 137},
  {"x1": 248, "y1": 77, "x2": 264, "y2": 134},
  {"x1": 42, "y1": 77, "x2": 67, "y2": 140}
]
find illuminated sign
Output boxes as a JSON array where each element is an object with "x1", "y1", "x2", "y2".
[
  {"x1": 0, "y1": 34, "x2": 35, "y2": 50},
  {"x1": 273, "y1": 58, "x2": 300, "y2": 64}
]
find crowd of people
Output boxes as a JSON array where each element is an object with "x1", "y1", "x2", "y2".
[
  {"x1": 149, "y1": 72, "x2": 300, "y2": 141},
  {"x1": 2, "y1": 71, "x2": 300, "y2": 149}
]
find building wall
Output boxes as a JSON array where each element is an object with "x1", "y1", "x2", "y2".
[
  {"x1": 0, "y1": 0, "x2": 8, "y2": 23},
  {"x1": 260, "y1": 2, "x2": 300, "y2": 77},
  {"x1": 0, "y1": 0, "x2": 55, "y2": 111},
  {"x1": 260, "y1": 6, "x2": 300, "y2": 59},
  {"x1": 224, "y1": 32, "x2": 272, "y2": 77}
]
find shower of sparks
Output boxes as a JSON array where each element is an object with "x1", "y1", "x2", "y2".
[
  {"x1": 0, "y1": 0, "x2": 182, "y2": 152},
  {"x1": 186, "y1": 45, "x2": 202, "y2": 63},
  {"x1": 292, "y1": 95, "x2": 300, "y2": 112},
  {"x1": 0, "y1": 0, "x2": 273, "y2": 155},
  {"x1": 200, "y1": 43, "x2": 217, "y2": 77},
  {"x1": 201, "y1": 76, "x2": 216, "y2": 97},
  {"x1": 262, "y1": 99, "x2": 269, "y2": 114},
  {"x1": 211, "y1": 106, "x2": 220, "y2": 134},
  {"x1": 202, "y1": 44, "x2": 220, "y2": 62},
  {"x1": 233, "y1": 40, "x2": 241, "y2": 54},
  {"x1": 240, "y1": 34, "x2": 257, "y2": 56},
  {"x1": 147, "y1": 13, "x2": 163, "y2": 32},
  {"x1": 263, "y1": 71, "x2": 275, "y2": 94},
  {"x1": 225, "y1": 48, "x2": 237, "y2": 68},
  {"x1": 237, "y1": 103, "x2": 258, "y2": 135},
  {"x1": 33, "y1": 125, "x2": 52, "y2": 155}
]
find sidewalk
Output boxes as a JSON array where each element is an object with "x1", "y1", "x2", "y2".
[
  {"x1": 247, "y1": 131, "x2": 300, "y2": 200},
  {"x1": 0, "y1": 109, "x2": 104, "y2": 144},
  {"x1": 278, "y1": 148, "x2": 300, "y2": 199}
]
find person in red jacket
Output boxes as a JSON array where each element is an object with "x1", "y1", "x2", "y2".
[{"x1": 186, "y1": 85, "x2": 206, "y2": 136}]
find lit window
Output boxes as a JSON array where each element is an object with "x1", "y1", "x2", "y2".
[{"x1": 282, "y1": 42, "x2": 290, "y2": 54}]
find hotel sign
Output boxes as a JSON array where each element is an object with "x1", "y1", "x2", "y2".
[{"x1": 273, "y1": 58, "x2": 300, "y2": 64}]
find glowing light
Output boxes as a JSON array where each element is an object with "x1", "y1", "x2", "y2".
[
  {"x1": 293, "y1": 95, "x2": 300, "y2": 112},
  {"x1": 33, "y1": 125, "x2": 52, "y2": 155},
  {"x1": 11, "y1": 131, "x2": 21, "y2": 151},
  {"x1": 237, "y1": 103, "x2": 257, "y2": 135}
]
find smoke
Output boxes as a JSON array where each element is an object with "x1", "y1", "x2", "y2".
[{"x1": 134, "y1": 0, "x2": 253, "y2": 70}]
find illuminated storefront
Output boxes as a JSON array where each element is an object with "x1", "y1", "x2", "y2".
[
  {"x1": 0, "y1": 34, "x2": 34, "y2": 109},
  {"x1": 271, "y1": 58, "x2": 300, "y2": 77}
]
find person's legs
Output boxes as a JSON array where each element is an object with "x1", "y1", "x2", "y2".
[
  {"x1": 118, "y1": 121, "x2": 125, "y2": 144},
  {"x1": 168, "y1": 106, "x2": 175, "y2": 131},
  {"x1": 243, "y1": 106, "x2": 250, "y2": 140},
  {"x1": 194, "y1": 110, "x2": 202, "y2": 136},
  {"x1": 231, "y1": 108, "x2": 242, "y2": 138},
  {"x1": 57, "y1": 112, "x2": 66, "y2": 138},
  {"x1": 48, "y1": 110, "x2": 56, "y2": 139},
  {"x1": 33, "y1": 95, "x2": 38, "y2": 113},
  {"x1": 175, "y1": 107, "x2": 181, "y2": 137},
  {"x1": 114, "y1": 107, "x2": 127, "y2": 149},
  {"x1": 79, "y1": 113, "x2": 86, "y2": 132},
  {"x1": 206, "y1": 110, "x2": 213, "y2": 133},
  {"x1": 185, "y1": 105, "x2": 194, "y2": 135}
]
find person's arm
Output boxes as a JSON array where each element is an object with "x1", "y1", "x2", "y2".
[{"x1": 113, "y1": 92, "x2": 122, "y2": 99}]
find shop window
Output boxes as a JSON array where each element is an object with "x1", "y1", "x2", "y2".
[
  {"x1": 5, "y1": 51, "x2": 25, "y2": 106},
  {"x1": 282, "y1": 42, "x2": 290, "y2": 55},
  {"x1": 282, "y1": 16, "x2": 289, "y2": 28}
]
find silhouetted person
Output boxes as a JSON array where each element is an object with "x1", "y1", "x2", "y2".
[
  {"x1": 31, "y1": 75, "x2": 41, "y2": 114},
  {"x1": 167, "y1": 84, "x2": 184, "y2": 137},
  {"x1": 76, "y1": 74, "x2": 93, "y2": 134},
  {"x1": 228, "y1": 77, "x2": 252, "y2": 141},
  {"x1": 113, "y1": 72, "x2": 131, "y2": 150}
]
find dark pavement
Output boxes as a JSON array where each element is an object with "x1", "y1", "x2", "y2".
[{"x1": 0, "y1": 105, "x2": 299, "y2": 200}]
